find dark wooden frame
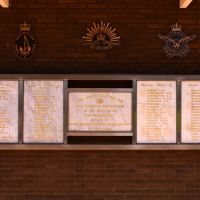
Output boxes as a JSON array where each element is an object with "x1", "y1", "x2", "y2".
[
  {"x1": 67, "y1": 88, "x2": 133, "y2": 136},
  {"x1": 0, "y1": 74, "x2": 199, "y2": 150}
]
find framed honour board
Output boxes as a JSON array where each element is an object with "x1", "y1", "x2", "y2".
[
  {"x1": 137, "y1": 81, "x2": 177, "y2": 144},
  {"x1": 181, "y1": 81, "x2": 200, "y2": 143},
  {"x1": 68, "y1": 91, "x2": 132, "y2": 133},
  {"x1": 0, "y1": 81, "x2": 18, "y2": 143},
  {"x1": 23, "y1": 81, "x2": 63, "y2": 143}
]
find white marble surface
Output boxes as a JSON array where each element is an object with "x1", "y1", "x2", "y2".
[
  {"x1": 68, "y1": 92, "x2": 132, "y2": 132},
  {"x1": 182, "y1": 81, "x2": 200, "y2": 143},
  {"x1": 23, "y1": 81, "x2": 63, "y2": 143},
  {"x1": 137, "y1": 81, "x2": 176, "y2": 143},
  {"x1": 0, "y1": 81, "x2": 18, "y2": 143}
]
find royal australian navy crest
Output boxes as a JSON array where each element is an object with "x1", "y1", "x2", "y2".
[
  {"x1": 81, "y1": 21, "x2": 121, "y2": 50},
  {"x1": 15, "y1": 21, "x2": 36, "y2": 60},
  {"x1": 158, "y1": 23, "x2": 196, "y2": 58}
]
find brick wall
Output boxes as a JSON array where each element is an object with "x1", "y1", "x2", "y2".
[
  {"x1": 0, "y1": 151, "x2": 200, "y2": 200},
  {"x1": 0, "y1": 0, "x2": 199, "y2": 74},
  {"x1": 0, "y1": 1, "x2": 200, "y2": 200}
]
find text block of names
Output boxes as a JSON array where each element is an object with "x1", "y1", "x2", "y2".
[
  {"x1": 23, "y1": 81, "x2": 63, "y2": 143},
  {"x1": 0, "y1": 81, "x2": 18, "y2": 143},
  {"x1": 68, "y1": 92, "x2": 132, "y2": 132},
  {"x1": 181, "y1": 81, "x2": 200, "y2": 143},
  {"x1": 137, "y1": 81, "x2": 176, "y2": 143}
]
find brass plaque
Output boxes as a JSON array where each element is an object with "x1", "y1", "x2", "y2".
[
  {"x1": 23, "y1": 81, "x2": 63, "y2": 143},
  {"x1": 68, "y1": 92, "x2": 132, "y2": 132},
  {"x1": 137, "y1": 81, "x2": 176, "y2": 143}
]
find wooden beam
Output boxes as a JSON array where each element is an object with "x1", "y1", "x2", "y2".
[
  {"x1": 0, "y1": 0, "x2": 193, "y2": 9},
  {"x1": 0, "y1": 144, "x2": 200, "y2": 151},
  {"x1": 180, "y1": 0, "x2": 193, "y2": 8},
  {"x1": 0, "y1": 0, "x2": 9, "y2": 8}
]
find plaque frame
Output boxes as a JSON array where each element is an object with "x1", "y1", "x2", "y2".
[
  {"x1": 0, "y1": 74, "x2": 200, "y2": 149},
  {"x1": 136, "y1": 80, "x2": 178, "y2": 145},
  {"x1": 180, "y1": 80, "x2": 200, "y2": 144},
  {"x1": 22, "y1": 79, "x2": 65, "y2": 144},
  {"x1": 67, "y1": 88, "x2": 133, "y2": 136},
  {"x1": 0, "y1": 80, "x2": 19, "y2": 144},
  {"x1": 132, "y1": 80, "x2": 137, "y2": 145}
]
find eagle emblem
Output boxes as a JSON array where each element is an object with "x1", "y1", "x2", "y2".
[{"x1": 158, "y1": 22, "x2": 196, "y2": 58}]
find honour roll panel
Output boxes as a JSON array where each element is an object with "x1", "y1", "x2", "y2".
[
  {"x1": 0, "y1": 77, "x2": 200, "y2": 146},
  {"x1": 137, "y1": 81, "x2": 177, "y2": 144},
  {"x1": 23, "y1": 81, "x2": 64, "y2": 143},
  {"x1": 68, "y1": 92, "x2": 132, "y2": 132},
  {"x1": 0, "y1": 81, "x2": 18, "y2": 143},
  {"x1": 181, "y1": 81, "x2": 200, "y2": 143}
]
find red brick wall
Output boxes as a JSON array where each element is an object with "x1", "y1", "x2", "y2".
[
  {"x1": 0, "y1": 1, "x2": 200, "y2": 200},
  {"x1": 0, "y1": 151, "x2": 199, "y2": 200},
  {"x1": 0, "y1": 0, "x2": 199, "y2": 74}
]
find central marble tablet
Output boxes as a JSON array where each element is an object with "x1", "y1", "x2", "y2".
[{"x1": 68, "y1": 92, "x2": 132, "y2": 132}]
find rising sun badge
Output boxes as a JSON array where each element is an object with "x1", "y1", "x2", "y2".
[
  {"x1": 81, "y1": 21, "x2": 121, "y2": 50},
  {"x1": 158, "y1": 22, "x2": 196, "y2": 58},
  {"x1": 15, "y1": 21, "x2": 36, "y2": 60}
]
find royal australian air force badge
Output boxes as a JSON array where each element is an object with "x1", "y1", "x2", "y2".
[
  {"x1": 158, "y1": 23, "x2": 196, "y2": 58},
  {"x1": 15, "y1": 22, "x2": 36, "y2": 60}
]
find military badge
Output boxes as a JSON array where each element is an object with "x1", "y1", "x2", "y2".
[
  {"x1": 81, "y1": 21, "x2": 121, "y2": 50},
  {"x1": 15, "y1": 21, "x2": 36, "y2": 60},
  {"x1": 158, "y1": 22, "x2": 196, "y2": 58}
]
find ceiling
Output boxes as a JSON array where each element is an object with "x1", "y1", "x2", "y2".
[{"x1": 0, "y1": 0, "x2": 194, "y2": 8}]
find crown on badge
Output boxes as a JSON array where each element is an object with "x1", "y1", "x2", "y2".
[
  {"x1": 171, "y1": 22, "x2": 182, "y2": 32},
  {"x1": 96, "y1": 33, "x2": 107, "y2": 42},
  {"x1": 20, "y1": 21, "x2": 31, "y2": 31}
]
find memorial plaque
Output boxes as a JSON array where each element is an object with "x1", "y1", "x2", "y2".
[
  {"x1": 0, "y1": 81, "x2": 18, "y2": 143},
  {"x1": 23, "y1": 81, "x2": 63, "y2": 143},
  {"x1": 68, "y1": 92, "x2": 132, "y2": 132},
  {"x1": 137, "y1": 81, "x2": 176, "y2": 143},
  {"x1": 181, "y1": 81, "x2": 200, "y2": 143}
]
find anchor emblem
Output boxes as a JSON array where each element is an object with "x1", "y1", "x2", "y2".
[{"x1": 15, "y1": 21, "x2": 36, "y2": 60}]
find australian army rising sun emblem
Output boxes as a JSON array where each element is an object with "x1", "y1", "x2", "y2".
[
  {"x1": 15, "y1": 21, "x2": 36, "y2": 60},
  {"x1": 81, "y1": 21, "x2": 121, "y2": 50},
  {"x1": 158, "y1": 22, "x2": 196, "y2": 58}
]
